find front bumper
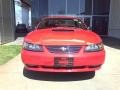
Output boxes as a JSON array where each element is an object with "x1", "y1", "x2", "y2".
[{"x1": 21, "y1": 47, "x2": 105, "y2": 72}]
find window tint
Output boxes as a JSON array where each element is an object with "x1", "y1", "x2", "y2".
[
  {"x1": 79, "y1": 0, "x2": 92, "y2": 15},
  {"x1": 49, "y1": 0, "x2": 66, "y2": 15},
  {"x1": 92, "y1": 16, "x2": 109, "y2": 35},
  {"x1": 67, "y1": 0, "x2": 79, "y2": 15},
  {"x1": 37, "y1": 18, "x2": 87, "y2": 30},
  {"x1": 93, "y1": 0, "x2": 110, "y2": 15}
]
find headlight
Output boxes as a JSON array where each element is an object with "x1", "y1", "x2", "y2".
[
  {"x1": 23, "y1": 41, "x2": 44, "y2": 52},
  {"x1": 85, "y1": 43, "x2": 104, "y2": 52}
]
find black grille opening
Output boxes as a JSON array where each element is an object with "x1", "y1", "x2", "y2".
[{"x1": 42, "y1": 66, "x2": 86, "y2": 69}]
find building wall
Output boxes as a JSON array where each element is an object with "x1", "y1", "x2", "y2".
[
  {"x1": 31, "y1": 0, "x2": 48, "y2": 27},
  {"x1": 0, "y1": 0, "x2": 3, "y2": 44},
  {"x1": 109, "y1": 0, "x2": 120, "y2": 39},
  {"x1": 0, "y1": 0, "x2": 15, "y2": 44},
  {"x1": 31, "y1": 0, "x2": 110, "y2": 35}
]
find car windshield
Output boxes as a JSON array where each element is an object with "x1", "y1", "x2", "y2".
[{"x1": 37, "y1": 18, "x2": 87, "y2": 30}]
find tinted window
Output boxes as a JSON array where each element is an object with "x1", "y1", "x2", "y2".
[
  {"x1": 49, "y1": 0, "x2": 66, "y2": 15},
  {"x1": 67, "y1": 0, "x2": 79, "y2": 15},
  {"x1": 93, "y1": 0, "x2": 110, "y2": 15},
  {"x1": 79, "y1": 0, "x2": 92, "y2": 15},
  {"x1": 92, "y1": 16, "x2": 109, "y2": 35},
  {"x1": 38, "y1": 18, "x2": 87, "y2": 29}
]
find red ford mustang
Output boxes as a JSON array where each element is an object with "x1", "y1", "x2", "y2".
[{"x1": 21, "y1": 16, "x2": 105, "y2": 72}]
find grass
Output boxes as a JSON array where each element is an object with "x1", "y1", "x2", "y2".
[{"x1": 0, "y1": 45, "x2": 22, "y2": 65}]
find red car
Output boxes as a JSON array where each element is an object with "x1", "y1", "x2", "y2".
[{"x1": 21, "y1": 16, "x2": 105, "y2": 72}]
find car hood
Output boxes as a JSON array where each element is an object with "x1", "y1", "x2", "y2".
[{"x1": 25, "y1": 27, "x2": 102, "y2": 45}]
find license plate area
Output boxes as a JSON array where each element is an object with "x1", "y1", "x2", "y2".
[{"x1": 54, "y1": 57, "x2": 73, "y2": 68}]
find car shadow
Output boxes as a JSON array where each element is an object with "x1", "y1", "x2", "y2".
[
  {"x1": 23, "y1": 68, "x2": 95, "y2": 81},
  {"x1": 101, "y1": 36, "x2": 120, "y2": 49}
]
